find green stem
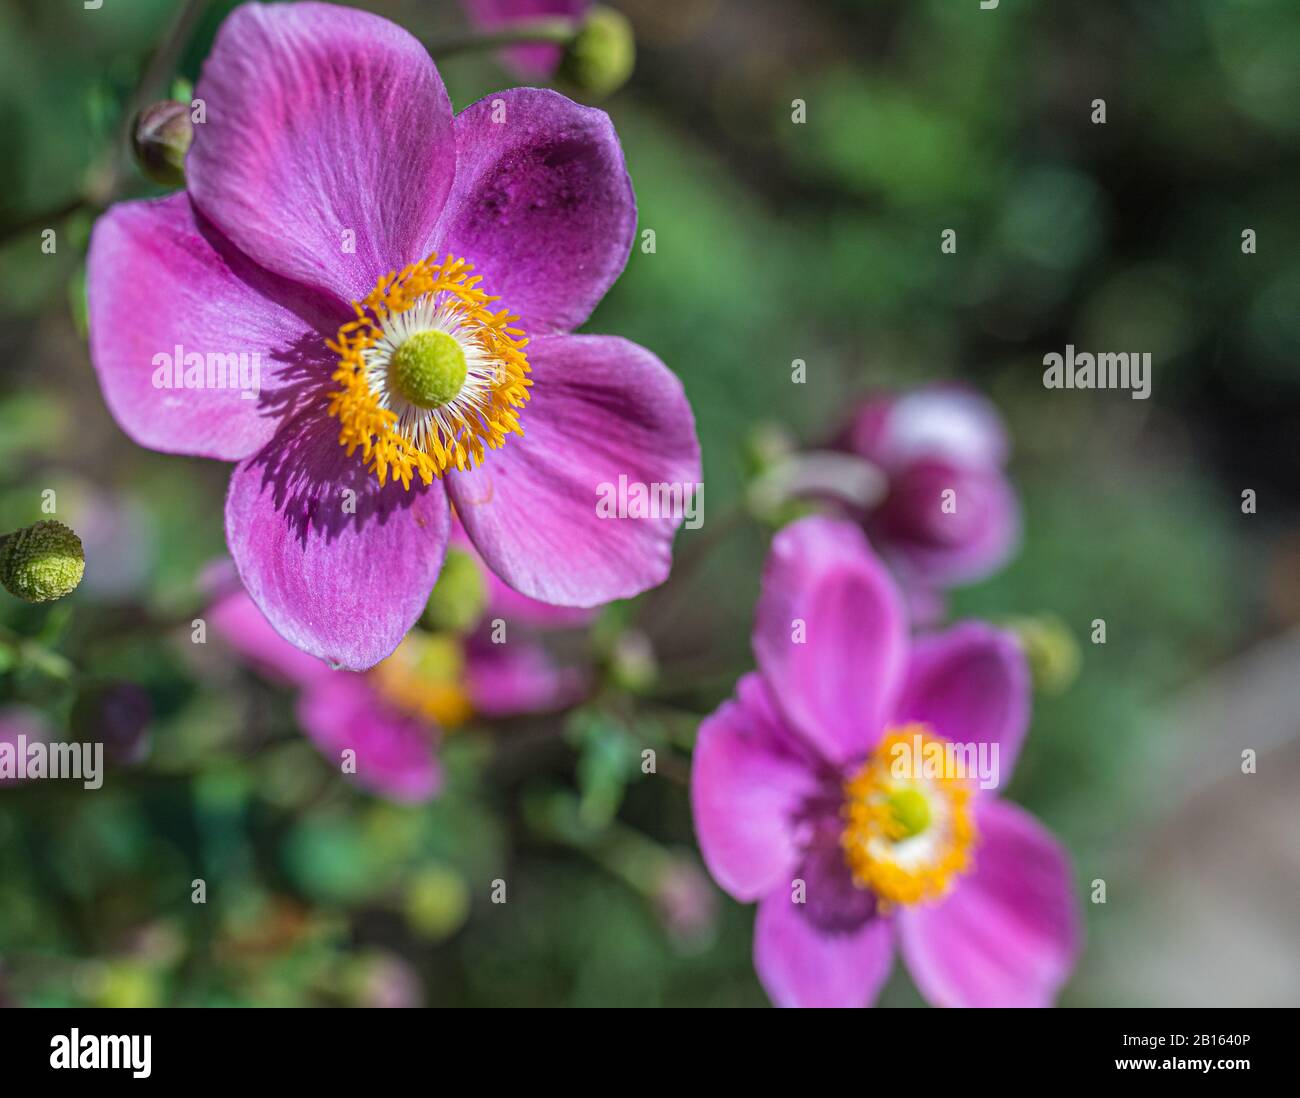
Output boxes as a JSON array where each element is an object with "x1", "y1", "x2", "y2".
[
  {"x1": 425, "y1": 17, "x2": 580, "y2": 59},
  {"x1": 0, "y1": 624, "x2": 77, "y2": 683}
]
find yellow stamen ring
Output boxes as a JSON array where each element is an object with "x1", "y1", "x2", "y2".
[
  {"x1": 370, "y1": 632, "x2": 474, "y2": 730},
  {"x1": 841, "y1": 724, "x2": 976, "y2": 908},
  {"x1": 327, "y1": 254, "x2": 531, "y2": 489}
]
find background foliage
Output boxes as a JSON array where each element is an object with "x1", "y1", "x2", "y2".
[{"x1": 1, "y1": 0, "x2": 1296, "y2": 1006}]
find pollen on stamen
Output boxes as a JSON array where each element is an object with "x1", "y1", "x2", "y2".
[
  {"x1": 840, "y1": 725, "x2": 977, "y2": 908},
  {"x1": 326, "y1": 254, "x2": 531, "y2": 489}
]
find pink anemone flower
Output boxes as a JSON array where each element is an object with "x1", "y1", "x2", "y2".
[
  {"x1": 209, "y1": 537, "x2": 591, "y2": 803},
  {"x1": 88, "y1": 2, "x2": 699, "y2": 672},
  {"x1": 836, "y1": 386, "x2": 1019, "y2": 620},
  {"x1": 461, "y1": 0, "x2": 592, "y2": 78},
  {"x1": 691, "y1": 516, "x2": 1080, "y2": 1007}
]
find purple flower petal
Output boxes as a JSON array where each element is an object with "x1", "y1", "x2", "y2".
[
  {"x1": 225, "y1": 408, "x2": 451, "y2": 672},
  {"x1": 897, "y1": 798, "x2": 1081, "y2": 1007},
  {"x1": 431, "y1": 88, "x2": 636, "y2": 335},
  {"x1": 872, "y1": 459, "x2": 1020, "y2": 586},
  {"x1": 753, "y1": 517, "x2": 908, "y2": 766},
  {"x1": 296, "y1": 675, "x2": 440, "y2": 802},
  {"x1": 87, "y1": 194, "x2": 341, "y2": 461},
  {"x1": 754, "y1": 886, "x2": 894, "y2": 1009},
  {"x1": 448, "y1": 334, "x2": 699, "y2": 607},
  {"x1": 460, "y1": 0, "x2": 591, "y2": 77},
  {"x1": 691, "y1": 674, "x2": 822, "y2": 903},
  {"x1": 0, "y1": 707, "x2": 50, "y2": 787},
  {"x1": 210, "y1": 588, "x2": 334, "y2": 688},
  {"x1": 848, "y1": 386, "x2": 1010, "y2": 471},
  {"x1": 188, "y1": 2, "x2": 456, "y2": 306},
  {"x1": 465, "y1": 634, "x2": 586, "y2": 716},
  {"x1": 890, "y1": 622, "x2": 1031, "y2": 792}
]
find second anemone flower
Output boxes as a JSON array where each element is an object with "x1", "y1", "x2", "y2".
[
  {"x1": 691, "y1": 517, "x2": 1080, "y2": 1007},
  {"x1": 88, "y1": 1, "x2": 699, "y2": 670},
  {"x1": 209, "y1": 538, "x2": 591, "y2": 802}
]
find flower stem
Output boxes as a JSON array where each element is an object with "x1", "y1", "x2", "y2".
[
  {"x1": 425, "y1": 17, "x2": 580, "y2": 59},
  {"x1": 0, "y1": 624, "x2": 77, "y2": 683}
]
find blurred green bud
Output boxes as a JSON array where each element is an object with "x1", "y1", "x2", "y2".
[
  {"x1": 88, "y1": 961, "x2": 161, "y2": 1009},
  {"x1": 1006, "y1": 614, "x2": 1081, "y2": 695},
  {"x1": 402, "y1": 864, "x2": 471, "y2": 941},
  {"x1": 422, "y1": 546, "x2": 487, "y2": 633},
  {"x1": 131, "y1": 100, "x2": 193, "y2": 187},
  {"x1": 558, "y1": 6, "x2": 635, "y2": 99},
  {"x1": 608, "y1": 628, "x2": 657, "y2": 693},
  {"x1": 0, "y1": 520, "x2": 85, "y2": 603}
]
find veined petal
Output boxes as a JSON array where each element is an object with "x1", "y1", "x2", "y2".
[
  {"x1": 432, "y1": 88, "x2": 636, "y2": 335},
  {"x1": 87, "y1": 194, "x2": 340, "y2": 461},
  {"x1": 188, "y1": 2, "x2": 456, "y2": 306},
  {"x1": 449, "y1": 334, "x2": 699, "y2": 607},
  {"x1": 225, "y1": 408, "x2": 451, "y2": 672}
]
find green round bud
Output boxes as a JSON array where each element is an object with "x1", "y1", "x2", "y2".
[
  {"x1": 131, "y1": 100, "x2": 193, "y2": 188},
  {"x1": 0, "y1": 520, "x2": 85, "y2": 603},
  {"x1": 422, "y1": 547, "x2": 488, "y2": 633},
  {"x1": 558, "y1": 6, "x2": 636, "y2": 99},
  {"x1": 389, "y1": 330, "x2": 468, "y2": 409},
  {"x1": 403, "y1": 864, "x2": 471, "y2": 941},
  {"x1": 1006, "y1": 614, "x2": 1081, "y2": 696}
]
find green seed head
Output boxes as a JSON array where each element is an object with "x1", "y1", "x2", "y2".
[
  {"x1": 559, "y1": 6, "x2": 636, "y2": 100},
  {"x1": 887, "y1": 788, "x2": 932, "y2": 840},
  {"x1": 389, "y1": 330, "x2": 468, "y2": 409},
  {"x1": 0, "y1": 520, "x2": 86, "y2": 603}
]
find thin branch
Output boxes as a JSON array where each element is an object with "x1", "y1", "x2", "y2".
[{"x1": 426, "y1": 17, "x2": 580, "y2": 59}]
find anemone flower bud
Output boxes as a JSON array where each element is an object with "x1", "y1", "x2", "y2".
[
  {"x1": 131, "y1": 100, "x2": 193, "y2": 187},
  {"x1": 0, "y1": 520, "x2": 85, "y2": 603},
  {"x1": 558, "y1": 6, "x2": 635, "y2": 98},
  {"x1": 421, "y1": 546, "x2": 488, "y2": 633},
  {"x1": 1005, "y1": 614, "x2": 1081, "y2": 696}
]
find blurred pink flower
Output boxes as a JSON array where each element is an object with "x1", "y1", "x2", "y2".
[
  {"x1": 0, "y1": 707, "x2": 50, "y2": 787},
  {"x1": 461, "y1": 0, "x2": 591, "y2": 77},
  {"x1": 209, "y1": 537, "x2": 590, "y2": 803},
  {"x1": 690, "y1": 517, "x2": 1080, "y2": 1007},
  {"x1": 837, "y1": 386, "x2": 1020, "y2": 619}
]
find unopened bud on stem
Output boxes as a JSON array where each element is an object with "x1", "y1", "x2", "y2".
[
  {"x1": 558, "y1": 6, "x2": 635, "y2": 99},
  {"x1": 132, "y1": 100, "x2": 193, "y2": 187},
  {"x1": 0, "y1": 520, "x2": 85, "y2": 603}
]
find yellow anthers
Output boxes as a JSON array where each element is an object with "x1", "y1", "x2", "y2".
[
  {"x1": 369, "y1": 632, "x2": 474, "y2": 730},
  {"x1": 841, "y1": 725, "x2": 976, "y2": 908},
  {"x1": 327, "y1": 254, "x2": 531, "y2": 489}
]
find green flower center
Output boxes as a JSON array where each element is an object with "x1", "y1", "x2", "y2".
[
  {"x1": 887, "y1": 788, "x2": 932, "y2": 839},
  {"x1": 389, "y1": 330, "x2": 468, "y2": 410}
]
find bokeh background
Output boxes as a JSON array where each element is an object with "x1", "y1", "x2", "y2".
[{"x1": 1, "y1": 0, "x2": 1297, "y2": 1006}]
